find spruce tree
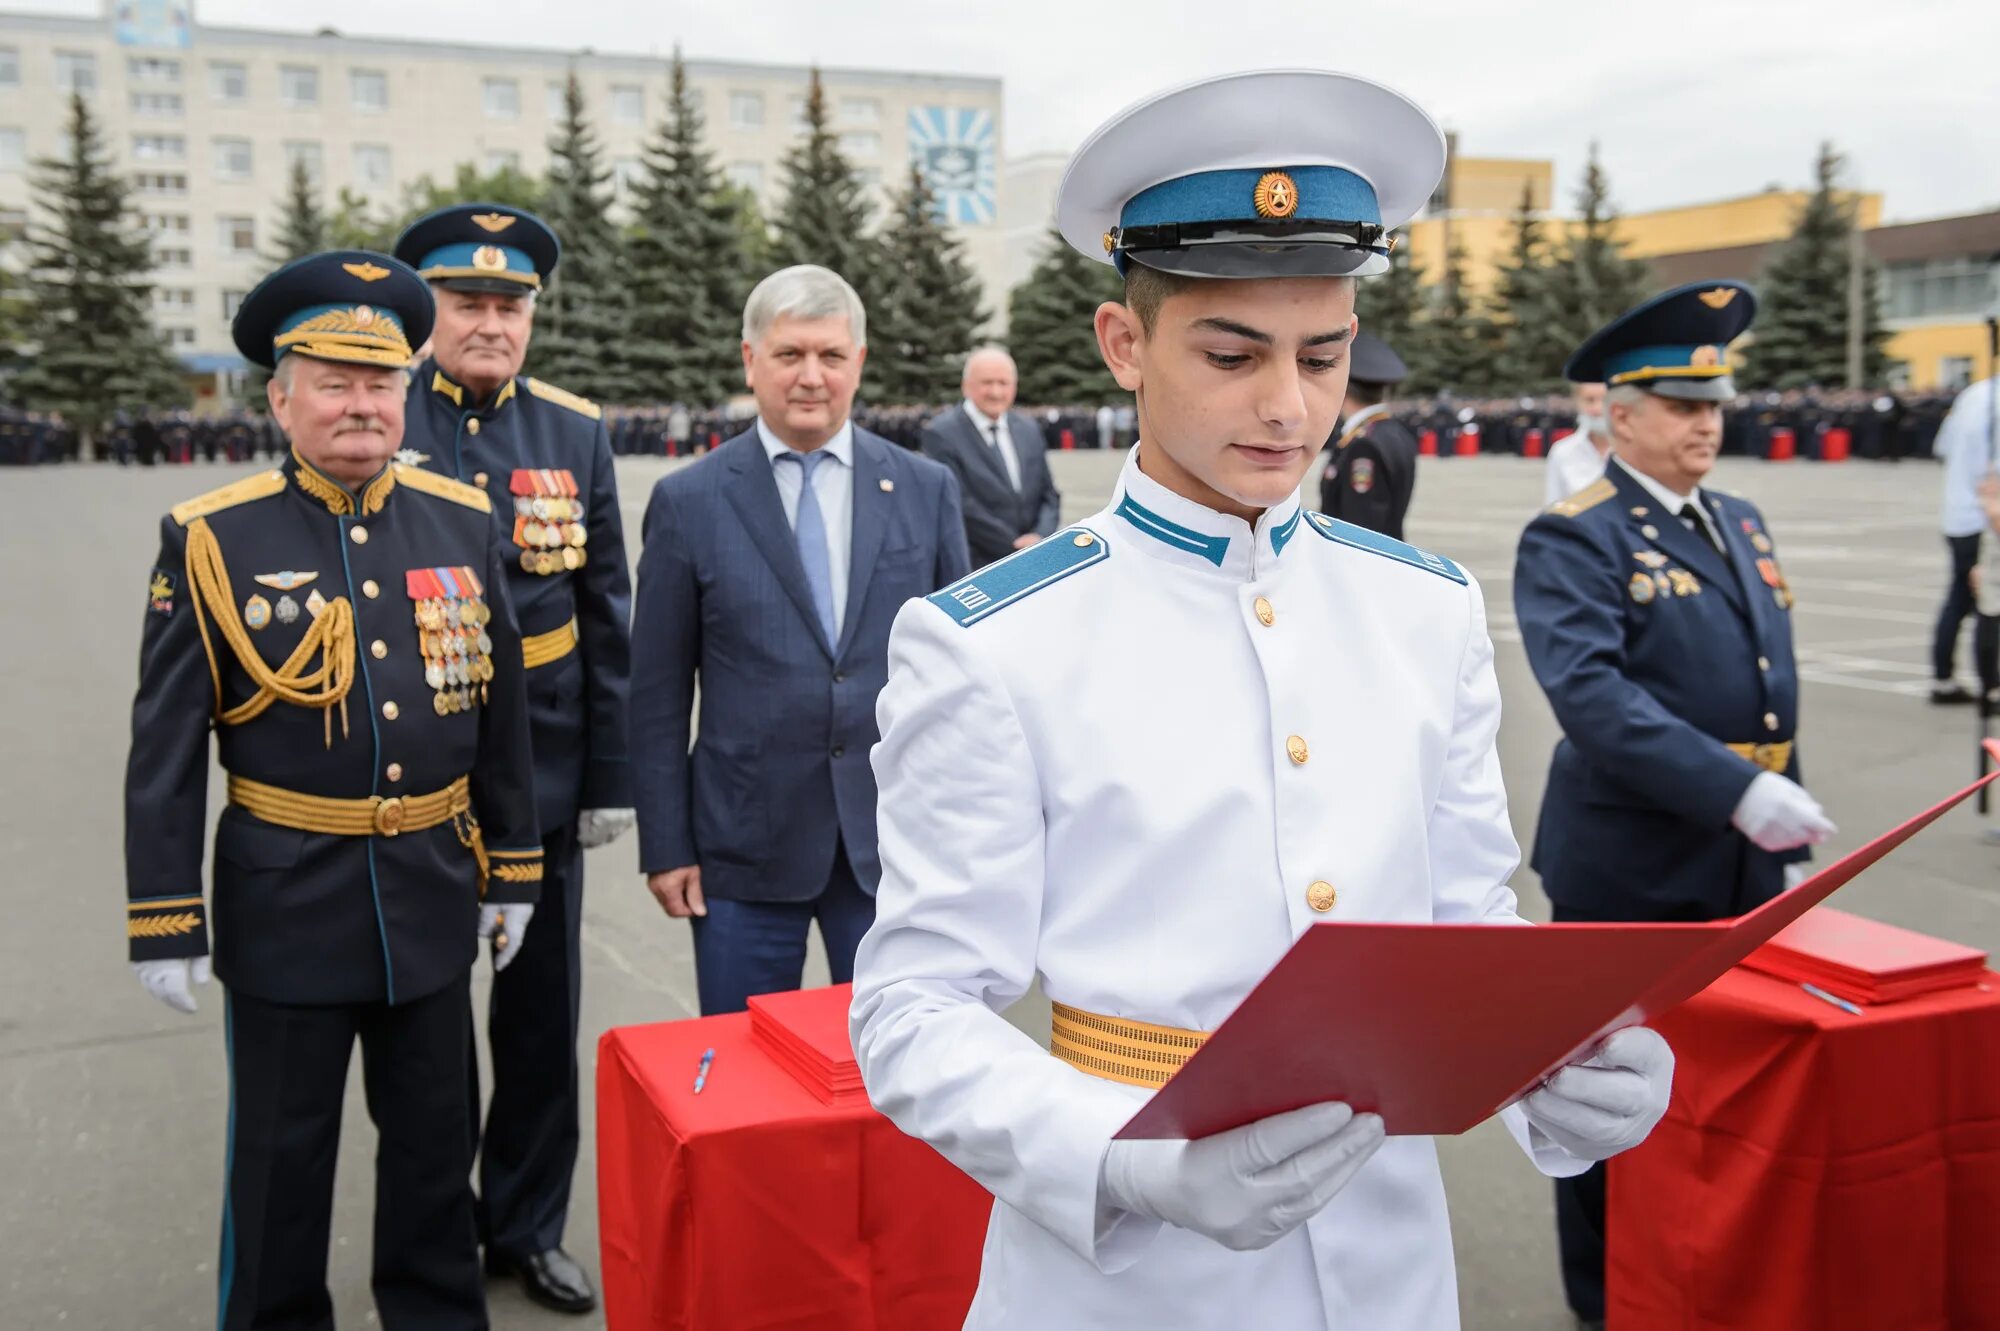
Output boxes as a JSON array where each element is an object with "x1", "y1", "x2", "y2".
[
  {"x1": 533, "y1": 74, "x2": 634, "y2": 402},
  {"x1": 1487, "y1": 181, "x2": 1569, "y2": 391},
  {"x1": 627, "y1": 51, "x2": 752, "y2": 404},
  {"x1": 271, "y1": 157, "x2": 328, "y2": 263},
  {"x1": 1541, "y1": 145, "x2": 1652, "y2": 358},
  {"x1": 0, "y1": 211, "x2": 29, "y2": 379},
  {"x1": 769, "y1": 69, "x2": 881, "y2": 308},
  {"x1": 327, "y1": 187, "x2": 393, "y2": 252},
  {"x1": 13, "y1": 93, "x2": 186, "y2": 447},
  {"x1": 1007, "y1": 226, "x2": 1124, "y2": 404},
  {"x1": 395, "y1": 162, "x2": 546, "y2": 232},
  {"x1": 1743, "y1": 142, "x2": 1890, "y2": 389},
  {"x1": 1408, "y1": 240, "x2": 1499, "y2": 396},
  {"x1": 868, "y1": 161, "x2": 988, "y2": 404},
  {"x1": 1358, "y1": 238, "x2": 1424, "y2": 364}
]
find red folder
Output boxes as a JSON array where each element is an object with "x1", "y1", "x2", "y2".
[
  {"x1": 747, "y1": 984, "x2": 868, "y2": 1106},
  {"x1": 1742, "y1": 906, "x2": 1988, "y2": 1005},
  {"x1": 1116, "y1": 751, "x2": 2000, "y2": 1141}
]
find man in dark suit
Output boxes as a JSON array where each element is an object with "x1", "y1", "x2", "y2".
[
  {"x1": 1319, "y1": 331, "x2": 1419, "y2": 539},
  {"x1": 1514, "y1": 281, "x2": 1834, "y2": 1331},
  {"x1": 920, "y1": 346, "x2": 1063, "y2": 568},
  {"x1": 631, "y1": 264, "x2": 971, "y2": 1016}
]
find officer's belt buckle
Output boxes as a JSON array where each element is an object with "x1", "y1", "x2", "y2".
[{"x1": 373, "y1": 796, "x2": 407, "y2": 837}]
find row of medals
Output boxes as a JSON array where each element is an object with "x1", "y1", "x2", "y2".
[
  {"x1": 516, "y1": 494, "x2": 587, "y2": 575},
  {"x1": 414, "y1": 595, "x2": 495, "y2": 715}
]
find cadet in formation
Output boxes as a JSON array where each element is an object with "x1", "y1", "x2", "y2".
[
  {"x1": 1317, "y1": 329, "x2": 1418, "y2": 538},
  {"x1": 125, "y1": 251, "x2": 543, "y2": 1329},
  {"x1": 850, "y1": 69, "x2": 1677, "y2": 1330},
  {"x1": 393, "y1": 203, "x2": 633, "y2": 1315}
]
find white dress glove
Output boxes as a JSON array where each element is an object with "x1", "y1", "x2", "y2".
[
  {"x1": 133, "y1": 956, "x2": 211, "y2": 1014},
  {"x1": 1521, "y1": 1027, "x2": 1675, "y2": 1163},
  {"x1": 577, "y1": 807, "x2": 636, "y2": 850},
  {"x1": 1783, "y1": 861, "x2": 1812, "y2": 891},
  {"x1": 478, "y1": 903, "x2": 535, "y2": 971},
  {"x1": 1730, "y1": 770, "x2": 1836, "y2": 852},
  {"x1": 1098, "y1": 1101, "x2": 1386, "y2": 1252}
]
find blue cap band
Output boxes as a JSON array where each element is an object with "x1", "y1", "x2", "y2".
[
  {"x1": 1602, "y1": 343, "x2": 1730, "y2": 384},
  {"x1": 1120, "y1": 165, "x2": 1382, "y2": 231},
  {"x1": 416, "y1": 242, "x2": 540, "y2": 284}
]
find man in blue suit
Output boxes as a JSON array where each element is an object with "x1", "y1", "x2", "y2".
[
  {"x1": 630, "y1": 264, "x2": 971, "y2": 1015},
  {"x1": 1514, "y1": 280, "x2": 1837, "y2": 1331}
]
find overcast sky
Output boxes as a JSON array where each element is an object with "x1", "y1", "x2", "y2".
[{"x1": 24, "y1": 0, "x2": 2000, "y2": 223}]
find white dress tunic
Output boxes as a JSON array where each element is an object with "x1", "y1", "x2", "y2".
[{"x1": 852, "y1": 447, "x2": 1586, "y2": 1330}]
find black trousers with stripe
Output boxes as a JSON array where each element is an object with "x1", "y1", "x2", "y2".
[{"x1": 220, "y1": 975, "x2": 484, "y2": 1330}]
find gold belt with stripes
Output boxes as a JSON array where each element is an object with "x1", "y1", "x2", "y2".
[
  {"x1": 228, "y1": 773, "x2": 470, "y2": 838},
  {"x1": 1726, "y1": 740, "x2": 1793, "y2": 773},
  {"x1": 522, "y1": 617, "x2": 579, "y2": 670},
  {"x1": 1050, "y1": 1001, "x2": 1209, "y2": 1088}
]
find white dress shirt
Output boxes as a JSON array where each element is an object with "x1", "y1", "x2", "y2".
[
  {"x1": 1543, "y1": 430, "x2": 1610, "y2": 507},
  {"x1": 964, "y1": 399, "x2": 1023, "y2": 491},
  {"x1": 758, "y1": 416, "x2": 854, "y2": 636},
  {"x1": 1610, "y1": 455, "x2": 1726, "y2": 553},
  {"x1": 1935, "y1": 377, "x2": 1998, "y2": 538}
]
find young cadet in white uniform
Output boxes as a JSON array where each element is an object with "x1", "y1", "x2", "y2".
[{"x1": 850, "y1": 70, "x2": 1677, "y2": 1331}]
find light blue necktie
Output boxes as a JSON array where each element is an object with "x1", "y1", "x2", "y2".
[{"x1": 780, "y1": 450, "x2": 838, "y2": 642}]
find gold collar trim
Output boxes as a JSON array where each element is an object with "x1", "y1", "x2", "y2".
[
  {"x1": 290, "y1": 450, "x2": 397, "y2": 517},
  {"x1": 431, "y1": 370, "x2": 518, "y2": 414}
]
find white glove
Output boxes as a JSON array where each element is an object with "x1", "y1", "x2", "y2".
[
  {"x1": 134, "y1": 956, "x2": 211, "y2": 1015},
  {"x1": 1783, "y1": 861, "x2": 1812, "y2": 891},
  {"x1": 577, "y1": 807, "x2": 636, "y2": 849},
  {"x1": 478, "y1": 903, "x2": 535, "y2": 972},
  {"x1": 1098, "y1": 1101, "x2": 1385, "y2": 1252},
  {"x1": 1730, "y1": 770, "x2": 1836, "y2": 852},
  {"x1": 1521, "y1": 1027, "x2": 1674, "y2": 1163}
]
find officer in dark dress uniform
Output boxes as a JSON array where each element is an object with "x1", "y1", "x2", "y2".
[
  {"x1": 394, "y1": 204, "x2": 632, "y2": 1315},
  {"x1": 125, "y1": 251, "x2": 543, "y2": 1330},
  {"x1": 1319, "y1": 330, "x2": 1419, "y2": 538},
  {"x1": 1514, "y1": 281, "x2": 1836, "y2": 1330}
]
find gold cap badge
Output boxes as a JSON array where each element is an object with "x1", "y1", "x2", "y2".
[
  {"x1": 1253, "y1": 171, "x2": 1299, "y2": 220},
  {"x1": 1689, "y1": 344, "x2": 1721, "y2": 368},
  {"x1": 1102, "y1": 229, "x2": 1117, "y2": 255},
  {"x1": 472, "y1": 213, "x2": 517, "y2": 233},
  {"x1": 1698, "y1": 287, "x2": 1737, "y2": 309},
  {"x1": 342, "y1": 261, "x2": 391, "y2": 282},
  {"x1": 472, "y1": 246, "x2": 508, "y2": 272}
]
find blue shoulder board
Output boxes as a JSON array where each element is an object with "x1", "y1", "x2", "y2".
[
  {"x1": 927, "y1": 527, "x2": 1110, "y2": 627},
  {"x1": 1304, "y1": 511, "x2": 1467, "y2": 584}
]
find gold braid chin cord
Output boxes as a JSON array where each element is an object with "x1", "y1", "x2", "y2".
[{"x1": 182, "y1": 517, "x2": 357, "y2": 746}]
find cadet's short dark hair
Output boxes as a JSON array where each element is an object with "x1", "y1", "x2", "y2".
[
  {"x1": 1348, "y1": 379, "x2": 1389, "y2": 408},
  {"x1": 1123, "y1": 263, "x2": 1200, "y2": 334}
]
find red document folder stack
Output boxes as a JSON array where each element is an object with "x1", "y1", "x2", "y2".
[
  {"x1": 1743, "y1": 906, "x2": 1989, "y2": 1005},
  {"x1": 748, "y1": 983, "x2": 869, "y2": 1106}
]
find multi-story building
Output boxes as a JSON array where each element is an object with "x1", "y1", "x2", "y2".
[{"x1": 0, "y1": 4, "x2": 1004, "y2": 386}]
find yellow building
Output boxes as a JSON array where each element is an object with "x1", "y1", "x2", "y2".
[{"x1": 1401, "y1": 155, "x2": 1992, "y2": 388}]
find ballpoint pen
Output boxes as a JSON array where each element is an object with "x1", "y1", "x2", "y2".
[
  {"x1": 1799, "y1": 983, "x2": 1864, "y2": 1017},
  {"x1": 693, "y1": 1047, "x2": 716, "y2": 1094}
]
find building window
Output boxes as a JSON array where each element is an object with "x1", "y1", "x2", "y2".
[
  {"x1": 787, "y1": 95, "x2": 809, "y2": 131},
  {"x1": 611, "y1": 84, "x2": 644, "y2": 124},
  {"x1": 0, "y1": 207, "x2": 26, "y2": 241},
  {"x1": 612, "y1": 155, "x2": 643, "y2": 200},
  {"x1": 213, "y1": 137, "x2": 253, "y2": 181},
  {"x1": 279, "y1": 66, "x2": 319, "y2": 109},
  {"x1": 55, "y1": 52, "x2": 96, "y2": 96},
  {"x1": 218, "y1": 215, "x2": 256, "y2": 254},
  {"x1": 483, "y1": 77, "x2": 520, "y2": 119},
  {"x1": 162, "y1": 326, "x2": 197, "y2": 348},
  {"x1": 483, "y1": 149, "x2": 520, "y2": 175},
  {"x1": 1883, "y1": 256, "x2": 1999, "y2": 322},
  {"x1": 840, "y1": 97, "x2": 880, "y2": 126},
  {"x1": 210, "y1": 62, "x2": 247, "y2": 103},
  {"x1": 284, "y1": 140, "x2": 323, "y2": 183},
  {"x1": 726, "y1": 161, "x2": 763, "y2": 193},
  {"x1": 1941, "y1": 357, "x2": 1975, "y2": 390},
  {"x1": 133, "y1": 172, "x2": 188, "y2": 196},
  {"x1": 354, "y1": 143, "x2": 392, "y2": 186},
  {"x1": 154, "y1": 245, "x2": 192, "y2": 269},
  {"x1": 856, "y1": 166, "x2": 883, "y2": 189},
  {"x1": 131, "y1": 91, "x2": 183, "y2": 117},
  {"x1": 132, "y1": 134, "x2": 185, "y2": 161},
  {"x1": 0, "y1": 48, "x2": 18, "y2": 89},
  {"x1": 222, "y1": 289, "x2": 249, "y2": 320},
  {"x1": 840, "y1": 132, "x2": 879, "y2": 157},
  {"x1": 729, "y1": 91, "x2": 764, "y2": 129},
  {"x1": 0, "y1": 129, "x2": 23, "y2": 173},
  {"x1": 350, "y1": 69, "x2": 388, "y2": 112},
  {"x1": 140, "y1": 212, "x2": 190, "y2": 235},
  {"x1": 546, "y1": 80, "x2": 566, "y2": 122},
  {"x1": 128, "y1": 57, "x2": 181, "y2": 83},
  {"x1": 154, "y1": 287, "x2": 194, "y2": 312}
]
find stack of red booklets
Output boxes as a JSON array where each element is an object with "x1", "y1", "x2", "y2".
[
  {"x1": 1743, "y1": 906, "x2": 1989, "y2": 1006},
  {"x1": 747, "y1": 983, "x2": 868, "y2": 1105}
]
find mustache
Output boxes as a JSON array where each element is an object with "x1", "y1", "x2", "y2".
[{"x1": 333, "y1": 417, "x2": 386, "y2": 435}]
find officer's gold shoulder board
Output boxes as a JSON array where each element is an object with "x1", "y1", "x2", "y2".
[
  {"x1": 1546, "y1": 476, "x2": 1615, "y2": 518},
  {"x1": 394, "y1": 464, "x2": 492, "y2": 513},
  {"x1": 524, "y1": 377, "x2": 603, "y2": 421},
  {"x1": 169, "y1": 469, "x2": 287, "y2": 526},
  {"x1": 1304, "y1": 511, "x2": 1468, "y2": 584},
  {"x1": 928, "y1": 527, "x2": 1110, "y2": 627}
]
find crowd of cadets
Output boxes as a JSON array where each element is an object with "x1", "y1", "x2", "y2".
[{"x1": 0, "y1": 388, "x2": 1964, "y2": 467}]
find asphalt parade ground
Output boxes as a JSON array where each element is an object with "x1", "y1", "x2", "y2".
[{"x1": 4, "y1": 448, "x2": 1993, "y2": 1329}]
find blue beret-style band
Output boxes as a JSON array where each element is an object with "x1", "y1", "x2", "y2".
[
  {"x1": 1121, "y1": 165, "x2": 1382, "y2": 231},
  {"x1": 416, "y1": 242, "x2": 542, "y2": 287}
]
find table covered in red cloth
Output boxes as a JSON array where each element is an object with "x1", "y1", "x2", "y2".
[
  {"x1": 1608, "y1": 966, "x2": 2000, "y2": 1330},
  {"x1": 596, "y1": 1011, "x2": 993, "y2": 1331}
]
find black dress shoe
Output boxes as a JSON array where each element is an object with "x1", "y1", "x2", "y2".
[
  {"x1": 487, "y1": 1246, "x2": 597, "y2": 1314},
  {"x1": 1930, "y1": 681, "x2": 1978, "y2": 705}
]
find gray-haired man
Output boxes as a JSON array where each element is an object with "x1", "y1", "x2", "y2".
[{"x1": 629, "y1": 264, "x2": 970, "y2": 1015}]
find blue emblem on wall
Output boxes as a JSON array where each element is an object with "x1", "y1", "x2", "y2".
[{"x1": 908, "y1": 107, "x2": 997, "y2": 226}]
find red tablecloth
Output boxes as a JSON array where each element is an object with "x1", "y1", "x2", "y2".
[
  {"x1": 597, "y1": 1012, "x2": 992, "y2": 1331},
  {"x1": 1608, "y1": 967, "x2": 2000, "y2": 1330}
]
